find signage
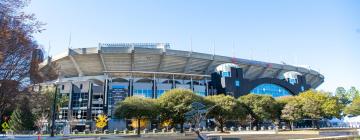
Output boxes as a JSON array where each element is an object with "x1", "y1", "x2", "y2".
[
  {"x1": 1, "y1": 122, "x2": 9, "y2": 130},
  {"x1": 110, "y1": 85, "x2": 128, "y2": 105},
  {"x1": 95, "y1": 114, "x2": 108, "y2": 129}
]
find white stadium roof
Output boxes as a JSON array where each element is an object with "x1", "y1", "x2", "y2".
[{"x1": 39, "y1": 43, "x2": 324, "y2": 88}]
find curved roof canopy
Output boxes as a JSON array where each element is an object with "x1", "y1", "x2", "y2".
[{"x1": 39, "y1": 43, "x2": 324, "y2": 88}]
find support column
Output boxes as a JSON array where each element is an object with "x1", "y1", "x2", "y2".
[
  {"x1": 86, "y1": 82, "x2": 93, "y2": 130},
  {"x1": 68, "y1": 82, "x2": 74, "y2": 120},
  {"x1": 103, "y1": 77, "x2": 110, "y2": 130},
  {"x1": 172, "y1": 74, "x2": 175, "y2": 89},
  {"x1": 103, "y1": 76, "x2": 109, "y2": 116},
  {"x1": 130, "y1": 74, "x2": 134, "y2": 96},
  {"x1": 153, "y1": 74, "x2": 157, "y2": 98},
  {"x1": 190, "y1": 76, "x2": 194, "y2": 91},
  {"x1": 205, "y1": 78, "x2": 209, "y2": 96}
]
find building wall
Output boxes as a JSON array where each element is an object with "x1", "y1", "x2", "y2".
[
  {"x1": 35, "y1": 76, "x2": 207, "y2": 131},
  {"x1": 209, "y1": 67, "x2": 311, "y2": 98},
  {"x1": 35, "y1": 67, "x2": 309, "y2": 131}
]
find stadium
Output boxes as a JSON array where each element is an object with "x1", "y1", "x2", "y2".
[{"x1": 36, "y1": 43, "x2": 324, "y2": 131}]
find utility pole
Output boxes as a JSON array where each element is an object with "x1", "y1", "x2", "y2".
[{"x1": 50, "y1": 84, "x2": 58, "y2": 137}]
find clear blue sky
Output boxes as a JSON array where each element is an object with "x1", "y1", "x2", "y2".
[{"x1": 26, "y1": 0, "x2": 360, "y2": 92}]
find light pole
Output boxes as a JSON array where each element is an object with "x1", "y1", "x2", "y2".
[{"x1": 50, "y1": 84, "x2": 58, "y2": 137}]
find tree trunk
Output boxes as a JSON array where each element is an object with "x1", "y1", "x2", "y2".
[
  {"x1": 316, "y1": 120, "x2": 320, "y2": 129},
  {"x1": 180, "y1": 123, "x2": 184, "y2": 133},
  {"x1": 220, "y1": 121, "x2": 224, "y2": 132},
  {"x1": 290, "y1": 121, "x2": 294, "y2": 131},
  {"x1": 254, "y1": 120, "x2": 259, "y2": 131},
  {"x1": 249, "y1": 122, "x2": 252, "y2": 130},
  {"x1": 137, "y1": 118, "x2": 141, "y2": 136},
  {"x1": 311, "y1": 119, "x2": 315, "y2": 129}
]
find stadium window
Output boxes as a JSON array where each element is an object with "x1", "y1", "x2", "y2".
[
  {"x1": 222, "y1": 71, "x2": 230, "y2": 77},
  {"x1": 250, "y1": 84, "x2": 291, "y2": 98},
  {"x1": 235, "y1": 80, "x2": 240, "y2": 87}
]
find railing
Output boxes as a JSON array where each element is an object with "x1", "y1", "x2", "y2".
[{"x1": 99, "y1": 43, "x2": 170, "y2": 49}]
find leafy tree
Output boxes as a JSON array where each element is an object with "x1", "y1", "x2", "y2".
[
  {"x1": 347, "y1": 87, "x2": 360, "y2": 101},
  {"x1": 281, "y1": 97, "x2": 303, "y2": 131},
  {"x1": 9, "y1": 97, "x2": 35, "y2": 133},
  {"x1": 276, "y1": 96, "x2": 296, "y2": 108},
  {"x1": 322, "y1": 96, "x2": 342, "y2": 118},
  {"x1": 157, "y1": 89, "x2": 203, "y2": 133},
  {"x1": 274, "y1": 96, "x2": 297, "y2": 124},
  {"x1": 238, "y1": 94, "x2": 278, "y2": 129},
  {"x1": 31, "y1": 86, "x2": 69, "y2": 131},
  {"x1": 0, "y1": 80, "x2": 19, "y2": 122},
  {"x1": 299, "y1": 90, "x2": 341, "y2": 129},
  {"x1": 344, "y1": 97, "x2": 360, "y2": 115},
  {"x1": 335, "y1": 87, "x2": 351, "y2": 105},
  {"x1": 205, "y1": 94, "x2": 247, "y2": 132},
  {"x1": 0, "y1": 0, "x2": 44, "y2": 119},
  {"x1": 114, "y1": 96, "x2": 158, "y2": 136}
]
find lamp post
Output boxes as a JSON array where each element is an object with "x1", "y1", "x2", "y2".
[{"x1": 50, "y1": 84, "x2": 58, "y2": 137}]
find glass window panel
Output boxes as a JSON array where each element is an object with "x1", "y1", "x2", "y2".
[{"x1": 250, "y1": 84, "x2": 291, "y2": 98}]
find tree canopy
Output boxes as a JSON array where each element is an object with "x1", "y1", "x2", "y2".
[
  {"x1": 344, "y1": 97, "x2": 360, "y2": 115},
  {"x1": 335, "y1": 87, "x2": 351, "y2": 105},
  {"x1": 157, "y1": 89, "x2": 203, "y2": 133},
  {"x1": 0, "y1": 0, "x2": 45, "y2": 119},
  {"x1": 9, "y1": 97, "x2": 35, "y2": 132},
  {"x1": 115, "y1": 96, "x2": 158, "y2": 119},
  {"x1": 281, "y1": 97, "x2": 303, "y2": 130},
  {"x1": 205, "y1": 94, "x2": 247, "y2": 132},
  {"x1": 298, "y1": 90, "x2": 341, "y2": 129},
  {"x1": 238, "y1": 94, "x2": 278, "y2": 127},
  {"x1": 114, "y1": 96, "x2": 158, "y2": 135}
]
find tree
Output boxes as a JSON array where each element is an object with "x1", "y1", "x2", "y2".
[
  {"x1": 31, "y1": 86, "x2": 69, "y2": 131},
  {"x1": 0, "y1": 0, "x2": 44, "y2": 119},
  {"x1": 0, "y1": 80, "x2": 19, "y2": 121},
  {"x1": 157, "y1": 89, "x2": 203, "y2": 133},
  {"x1": 276, "y1": 96, "x2": 296, "y2": 108},
  {"x1": 281, "y1": 97, "x2": 303, "y2": 131},
  {"x1": 205, "y1": 94, "x2": 246, "y2": 132},
  {"x1": 114, "y1": 96, "x2": 158, "y2": 136},
  {"x1": 9, "y1": 97, "x2": 35, "y2": 133},
  {"x1": 238, "y1": 94, "x2": 278, "y2": 129},
  {"x1": 299, "y1": 90, "x2": 341, "y2": 129},
  {"x1": 335, "y1": 87, "x2": 351, "y2": 106},
  {"x1": 344, "y1": 97, "x2": 360, "y2": 115},
  {"x1": 347, "y1": 87, "x2": 360, "y2": 101},
  {"x1": 274, "y1": 96, "x2": 297, "y2": 124}
]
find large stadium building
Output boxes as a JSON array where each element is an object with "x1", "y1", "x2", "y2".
[{"x1": 35, "y1": 43, "x2": 324, "y2": 131}]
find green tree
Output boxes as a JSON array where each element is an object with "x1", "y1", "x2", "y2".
[
  {"x1": 276, "y1": 96, "x2": 296, "y2": 108},
  {"x1": 335, "y1": 87, "x2": 351, "y2": 105},
  {"x1": 344, "y1": 97, "x2": 360, "y2": 115},
  {"x1": 158, "y1": 89, "x2": 203, "y2": 133},
  {"x1": 9, "y1": 97, "x2": 35, "y2": 133},
  {"x1": 114, "y1": 96, "x2": 158, "y2": 136},
  {"x1": 275, "y1": 96, "x2": 297, "y2": 124},
  {"x1": 299, "y1": 90, "x2": 341, "y2": 129},
  {"x1": 322, "y1": 96, "x2": 342, "y2": 118},
  {"x1": 31, "y1": 86, "x2": 69, "y2": 131},
  {"x1": 347, "y1": 87, "x2": 360, "y2": 101},
  {"x1": 238, "y1": 94, "x2": 278, "y2": 129},
  {"x1": 205, "y1": 94, "x2": 247, "y2": 132},
  {"x1": 281, "y1": 97, "x2": 303, "y2": 131}
]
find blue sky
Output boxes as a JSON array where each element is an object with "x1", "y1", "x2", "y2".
[{"x1": 26, "y1": 0, "x2": 360, "y2": 92}]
